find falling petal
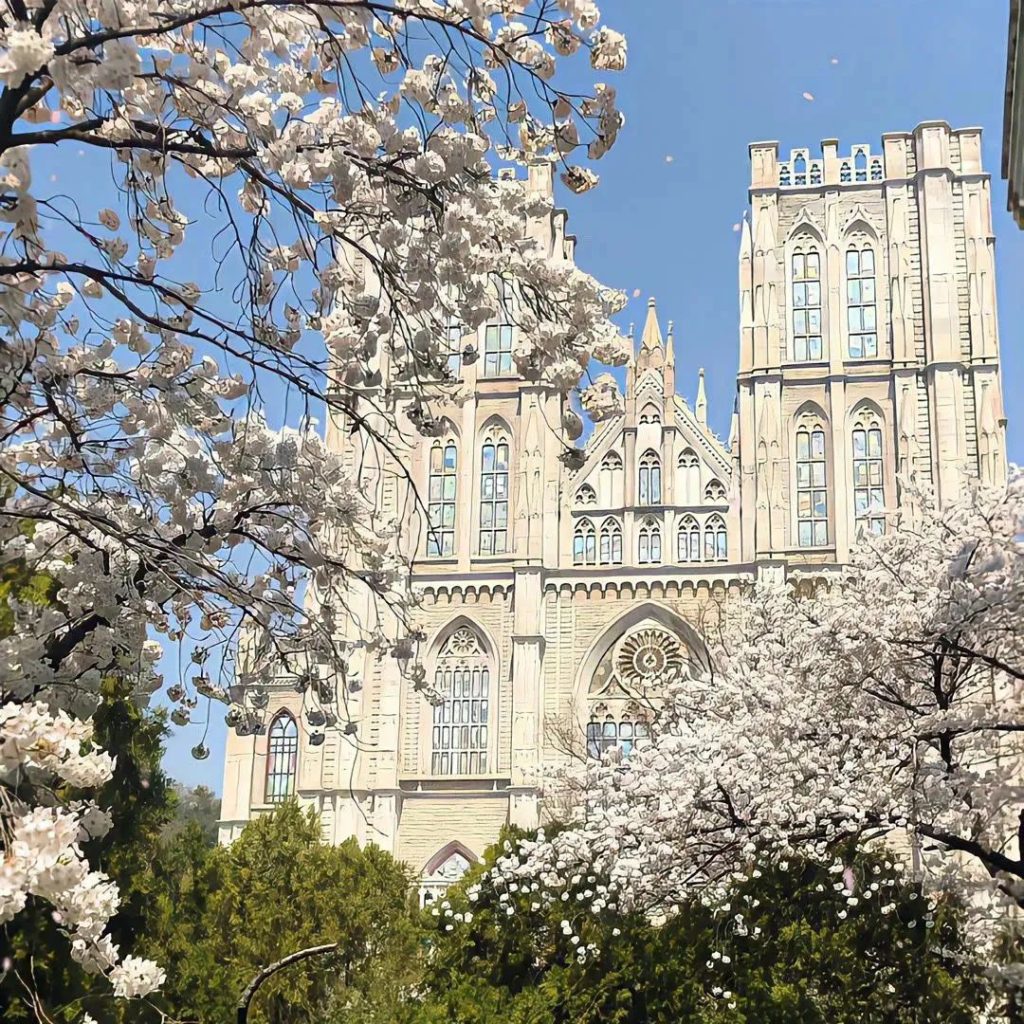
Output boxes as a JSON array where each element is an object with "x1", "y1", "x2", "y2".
[
  {"x1": 632, "y1": 288, "x2": 641, "y2": 298},
  {"x1": 802, "y1": 92, "x2": 815, "y2": 102},
  {"x1": 664, "y1": 154, "x2": 674, "y2": 163},
  {"x1": 49, "y1": 110, "x2": 60, "y2": 123},
  {"x1": 830, "y1": 57, "x2": 839, "y2": 65},
  {"x1": 49, "y1": 174, "x2": 57, "y2": 183},
  {"x1": 732, "y1": 223, "x2": 741, "y2": 232}
]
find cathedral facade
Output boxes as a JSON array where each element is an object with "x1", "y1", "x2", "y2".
[{"x1": 219, "y1": 122, "x2": 1008, "y2": 899}]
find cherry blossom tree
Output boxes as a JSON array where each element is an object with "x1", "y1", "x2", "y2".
[
  {"x1": 0, "y1": 0, "x2": 628, "y2": 1001},
  {"x1": 504, "y1": 474, "x2": 1024, "y2": 964}
]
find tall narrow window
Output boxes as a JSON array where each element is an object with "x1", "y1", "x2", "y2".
[
  {"x1": 427, "y1": 439, "x2": 457, "y2": 557},
  {"x1": 479, "y1": 433, "x2": 509, "y2": 555},
  {"x1": 704, "y1": 514, "x2": 727, "y2": 562},
  {"x1": 852, "y1": 417, "x2": 886, "y2": 536},
  {"x1": 600, "y1": 451, "x2": 623, "y2": 507},
  {"x1": 796, "y1": 424, "x2": 828, "y2": 547},
  {"x1": 638, "y1": 517, "x2": 661, "y2": 564},
  {"x1": 677, "y1": 515, "x2": 700, "y2": 562},
  {"x1": 678, "y1": 449, "x2": 700, "y2": 505},
  {"x1": 432, "y1": 627, "x2": 490, "y2": 776},
  {"x1": 599, "y1": 517, "x2": 622, "y2": 565},
  {"x1": 482, "y1": 281, "x2": 514, "y2": 377},
  {"x1": 638, "y1": 450, "x2": 662, "y2": 506},
  {"x1": 266, "y1": 713, "x2": 298, "y2": 803},
  {"x1": 573, "y1": 518, "x2": 597, "y2": 565},
  {"x1": 846, "y1": 247, "x2": 877, "y2": 358},
  {"x1": 792, "y1": 250, "x2": 823, "y2": 361}
]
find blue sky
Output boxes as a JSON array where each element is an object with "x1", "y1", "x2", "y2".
[{"x1": 164, "y1": 0, "x2": 1024, "y2": 791}]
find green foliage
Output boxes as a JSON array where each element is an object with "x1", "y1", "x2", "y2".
[
  {"x1": 162, "y1": 783, "x2": 222, "y2": 847},
  {"x1": 140, "y1": 801, "x2": 424, "y2": 1024},
  {"x1": 413, "y1": 828, "x2": 987, "y2": 1024}
]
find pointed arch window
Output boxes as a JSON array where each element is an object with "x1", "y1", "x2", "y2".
[
  {"x1": 575, "y1": 484, "x2": 596, "y2": 507},
  {"x1": 432, "y1": 627, "x2": 491, "y2": 776},
  {"x1": 599, "y1": 451, "x2": 623, "y2": 507},
  {"x1": 854, "y1": 147, "x2": 868, "y2": 183},
  {"x1": 637, "y1": 517, "x2": 661, "y2": 564},
  {"x1": 704, "y1": 514, "x2": 728, "y2": 562},
  {"x1": 427, "y1": 438, "x2": 458, "y2": 557},
  {"x1": 479, "y1": 432, "x2": 509, "y2": 555},
  {"x1": 677, "y1": 514, "x2": 700, "y2": 562},
  {"x1": 792, "y1": 249, "x2": 823, "y2": 361},
  {"x1": 846, "y1": 246, "x2": 878, "y2": 358},
  {"x1": 703, "y1": 479, "x2": 726, "y2": 503},
  {"x1": 266, "y1": 713, "x2": 298, "y2": 803},
  {"x1": 840, "y1": 161, "x2": 852, "y2": 184},
  {"x1": 573, "y1": 518, "x2": 597, "y2": 566},
  {"x1": 852, "y1": 414, "x2": 885, "y2": 537},
  {"x1": 599, "y1": 517, "x2": 622, "y2": 565},
  {"x1": 796, "y1": 422, "x2": 829, "y2": 547},
  {"x1": 639, "y1": 405, "x2": 661, "y2": 425},
  {"x1": 638, "y1": 450, "x2": 662, "y2": 506},
  {"x1": 793, "y1": 153, "x2": 807, "y2": 186},
  {"x1": 678, "y1": 448, "x2": 700, "y2": 505}
]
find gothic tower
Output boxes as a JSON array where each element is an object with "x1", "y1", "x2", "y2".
[{"x1": 736, "y1": 122, "x2": 1007, "y2": 565}]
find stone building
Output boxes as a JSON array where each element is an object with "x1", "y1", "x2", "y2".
[{"x1": 219, "y1": 122, "x2": 1008, "y2": 900}]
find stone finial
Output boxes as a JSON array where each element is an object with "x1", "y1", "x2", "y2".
[
  {"x1": 666, "y1": 319, "x2": 676, "y2": 366},
  {"x1": 695, "y1": 367, "x2": 708, "y2": 428}
]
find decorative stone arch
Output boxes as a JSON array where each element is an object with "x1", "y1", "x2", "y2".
[
  {"x1": 570, "y1": 603, "x2": 710, "y2": 757},
  {"x1": 418, "y1": 840, "x2": 478, "y2": 907},
  {"x1": 572, "y1": 601, "x2": 710, "y2": 708}
]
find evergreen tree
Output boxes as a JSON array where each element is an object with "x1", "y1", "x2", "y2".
[{"x1": 415, "y1": 829, "x2": 987, "y2": 1024}]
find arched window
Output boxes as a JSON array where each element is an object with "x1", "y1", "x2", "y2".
[
  {"x1": 637, "y1": 517, "x2": 661, "y2": 564},
  {"x1": 575, "y1": 484, "x2": 596, "y2": 507},
  {"x1": 703, "y1": 479, "x2": 726, "y2": 503},
  {"x1": 432, "y1": 627, "x2": 491, "y2": 776},
  {"x1": 854, "y1": 147, "x2": 868, "y2": 182},
  {"x1": 266, "y1": 713, "x2": 298, "y2": 803},
  {"x1": 846, "y1": 246, "x2": 877, "y2": 358},
  {"x1": 639, "y1": 404, "x2": 661, "y2": 425},
  {"x1": 573, "y1": 518, "x2": 597, "y2": 566},
  {"x1": 677, "y1": 515, "x2": 701, "y2": 562},
  {"x1": 638, "y1": 450, "x2": 662, "y2": 506},
  {"x1": 599, "y1": 451, "x2": 623, "y2": 507},
  {"x1": 852, "y1": 414, "x2": 886, "y2": 537},
  {"x1": 599, "y1": 517, "x2": 622, "y2": 565},
  {"x1": 792, "y1": 249, "x2": 823, "y2": 361},
  {"x1": 678, "y1": 448, "x2": 700, "y2": 505},
  {"x1": 704, "y1": 514, "x2": 727, "y2": 562},
  {"x1": 870, "y1": 157, "x2": 884, "y2": 182},
  {"x1": 479, "y1": 432, "x2": 509, "y2": 555},
  {"x1": 840, "y1": 160, "x2": 852, "y2": 184},
  {"x1": 794, "y1": 153, "x2": 807, "y2": 186},
  {"x1": 796, "y1": 422, "x2": 829, "y2": 547},
  {"x1": 427, "y1": 438, "x2": 458, "y2": 557},
  {"x1": 780, "y1": 163, "x2": 792, "y2": 187}
]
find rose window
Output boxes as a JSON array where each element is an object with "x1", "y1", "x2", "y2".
[{"x1": 614, "y1": 629, "x2": 685, "y2": 688}]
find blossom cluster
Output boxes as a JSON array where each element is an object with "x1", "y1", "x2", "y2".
[
  {"x1": 0, "y1": 0, "x2": 627, "y2": 1003},
  {"x1": 497, "y1": 475, "x2": 1024, "y2": 964}
]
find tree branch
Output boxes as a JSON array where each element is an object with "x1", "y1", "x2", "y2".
[{"x1": 235, "y1": 943, "x2": 339, "y2": 1024}]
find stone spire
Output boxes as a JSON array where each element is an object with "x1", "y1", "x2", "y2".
[
  {"x1": 640, "y1": 297, "x2": 663, "y2": 350},
  {"x1": 695, "y1": 367, "x2": 708, "y2": 428}
]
